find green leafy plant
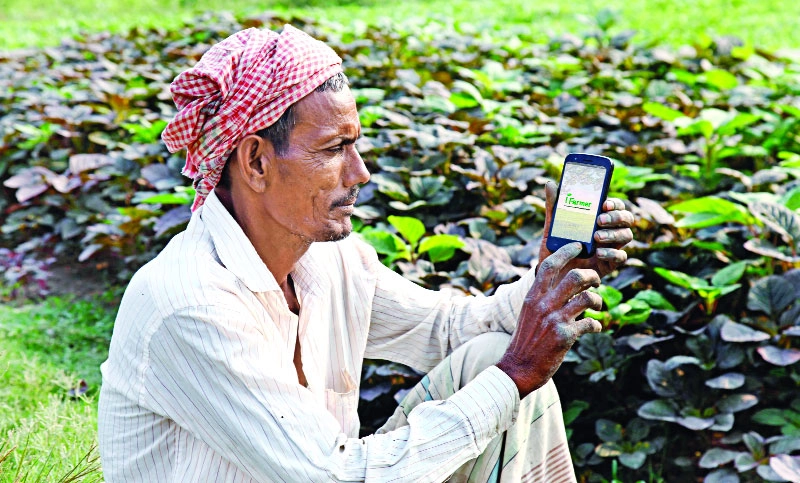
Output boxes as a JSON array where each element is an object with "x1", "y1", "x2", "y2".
[
  {"x1": 360, "y1": 215, "x2": 464, "y2": 265},
  {"x1": 653, "y1": 265, "x2": 744, "y2": 315}
]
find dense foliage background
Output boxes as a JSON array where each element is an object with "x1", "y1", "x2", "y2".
[{"x1": 1, "y1": 9, "x2": 799, "y2": 482}]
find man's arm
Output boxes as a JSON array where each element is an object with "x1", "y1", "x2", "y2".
[
  {"x1": 139, "y1": 304, "x2": 520, "y2": 482},
  {"x1": 365, "y1": 186, "x2": 634, "y2": 372}
]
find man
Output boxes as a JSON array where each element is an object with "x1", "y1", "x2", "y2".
[{"x1": 98, "y1": 25, "x2": 634, "y2": 482}]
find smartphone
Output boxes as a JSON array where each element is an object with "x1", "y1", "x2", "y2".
[{"x1": 546, "y1": 153, "x2": 615, "y2": 258}]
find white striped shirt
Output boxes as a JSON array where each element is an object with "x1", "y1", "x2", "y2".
[{"x1": 98, "y1": 189, "x2": 537, "y2": 482}]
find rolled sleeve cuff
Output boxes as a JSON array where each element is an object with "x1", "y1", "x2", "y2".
[{"x1": 448, "y1": 366, "x2": 521, "y2": 450}]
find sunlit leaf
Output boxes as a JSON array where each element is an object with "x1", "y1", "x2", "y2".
[
  {"x1": 702, "y1": 70, "x2": 739, "y2": 91},
  {"x1": 418, "y1": 234, "x2": 464, "y2": 263},
  {"x1": 632, "y1": 290, "x2": 676, "y2": 311}
]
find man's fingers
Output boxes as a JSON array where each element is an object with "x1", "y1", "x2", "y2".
[
  {"x1": 603, "y1": 198, "x2": 626, "y2": 212},
  {"x1": 536, "y1": 243, "x2": 581, "y2": 277},
  {"x1": 594, "y1": 227, "x2": 634, "y2": 245},
  {"x1": 595, "y1": 247, "x2": 628, "y2": 265},
  {"x1": 561, "y1": 290, "x2": 603, "y2": 320},
  {"x1": 555, "y1": 268, "x2": 601, "y2": 297},
  {"x1": 532, "y1": 242, "x2": 582, "y2": 294},
  {"x1": 597, "y1": 210, "x2": 635, "y2": 228},
  {"x1": 572, "y1": 317, "x2": 603, "y2": 338}
]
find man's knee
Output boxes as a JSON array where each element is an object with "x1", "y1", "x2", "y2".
[{"x1": 453, "y1": 332, "x2": 511, "y2": 386}]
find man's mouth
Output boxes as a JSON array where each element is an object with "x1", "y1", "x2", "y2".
[{"x1": 332, "y1": 187, "x2": 360, "y2": 208}]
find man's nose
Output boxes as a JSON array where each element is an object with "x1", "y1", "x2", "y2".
[{"x1": 344, "y1": 145, "x2": 370, "y2": 187}]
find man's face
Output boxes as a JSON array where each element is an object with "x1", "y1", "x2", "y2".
[{"x1": 263, "y1": 87, "x2": 369, "y2": 244}]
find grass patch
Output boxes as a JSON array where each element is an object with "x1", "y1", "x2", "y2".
[
  {"x1": 1, "y1": 0, "x2": 799, "y2": 51},
  {"x1": 0, "y1": 291, "x2": 119, "y2": 481}
]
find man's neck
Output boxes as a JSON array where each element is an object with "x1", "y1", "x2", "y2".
[{"x1": 215, "y1": 187, "x2": 309, "y2": 286}]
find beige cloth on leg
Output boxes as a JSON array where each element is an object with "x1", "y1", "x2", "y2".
[{"x1": 377, "y1": 332, "x2": 577, "y2": 483}]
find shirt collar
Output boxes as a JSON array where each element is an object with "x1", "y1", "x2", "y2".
[{"x1": 200, "y1": 190, "x2": 280, "y2": 293}]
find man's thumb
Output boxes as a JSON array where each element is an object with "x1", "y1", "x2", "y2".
[{"x1": 543, "y1": 181, "x2": 557, "y2": 230}]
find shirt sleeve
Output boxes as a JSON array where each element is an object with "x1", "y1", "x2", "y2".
[
  {"x1": 366, "y1": 261, "x2": 537, "y2": 373},
  {"x1": 143, "y1": 304, "x2": 520, "y2": 483}
]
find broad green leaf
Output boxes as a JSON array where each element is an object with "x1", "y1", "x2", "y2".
[
  {"x1": 388, "y1": 216, "x2": 425, "y2": 247},
  {"x1": 450, "y1": 80, "x2": 484, "y2": 109},
  {"x1": 418, "y1": 234, "x2": 464, "y2": 263},
  {"x1": 669, "y1": 196, "x2": 744, "y2": 215},
  {"x1": 597, "y1": 284, "x2": 623, "y2": 309},
  {"x1": 618, "y1": 300, "x2": 652, "y2": 326},
  {"x1": 360, "y1": 230, "x2": 407, "y2": 257},
  {"x1": 711, "y1": 261, "x2": 748, "y2": 287},
  {"x1": 669, "y1": 68, "x2": 698, "y2": 86},
  {"x1": 779, "y1": 187, "x2": 800, "y2": 211},
  {"x1": 643, "y1": 102, "x2": 685, "y2": 121},
  {"x1": 632, "y1": 289, "x2": 676, "y2": 311},
  {"x1": 562, "y1": 400, "x2": 589, "y2": 426},
  {"x1": 359, "y1": 105, "x2": 392, "y2": 128},
  {"x1": 676, "y1": 118, "x2": 714, "y2": 138},
  {"x1": 138, "y1": 192, "x2": 193, "y2": 205},
  {"x1": 669, "y1": 196, "x2": 755, "y2": 228},
  {"x1": 654, "y1": 267, "x2": 710, "y2": 290},
  {"x1": 752, "y1": 408, "x2": 789, "y2": 426},
  {"x1": 731, "y1": 45, "x2": 755, "y2": 59},
  {"x1": 702, "y1": 70, "x2": 739, "y2": 91}
]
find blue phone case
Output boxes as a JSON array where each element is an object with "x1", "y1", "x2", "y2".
[{"x1": 545, "y1": 153, "x2": 615, "y2": 258}]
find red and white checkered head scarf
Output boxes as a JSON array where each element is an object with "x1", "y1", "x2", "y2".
[{"x1": 162, "y1": 25, "x2": 343, "y2": 211}]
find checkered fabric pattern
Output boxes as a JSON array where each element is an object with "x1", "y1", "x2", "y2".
[{"x1": 162, "y1": 25, "x2": 343, "y2": 211}]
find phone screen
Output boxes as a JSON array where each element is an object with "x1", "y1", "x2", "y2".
[{"x1": 550, "y1": 162, "x2": 609, "y2": 243}]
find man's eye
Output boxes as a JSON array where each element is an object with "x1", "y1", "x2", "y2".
[{"x1": 328, "y1": 145, "x2": 345, "y2": 153}]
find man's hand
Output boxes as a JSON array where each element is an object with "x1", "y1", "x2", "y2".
[
  {"x1": 497, "y1": 243, "x2": 603, "y2": 398},
  {"x1": 539, "y1": 180, "x2": 634, "y2": 279}
]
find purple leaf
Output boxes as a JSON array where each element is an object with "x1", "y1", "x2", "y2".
[
  {"x1": 758, "y1": 346, "x2": 800, "y2": 366},
  {"x1": 770, "y1": 454, "x2": 800, "y2": 482}
]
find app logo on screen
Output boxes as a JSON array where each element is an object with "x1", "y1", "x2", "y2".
[{"x1": 551, "y1": 163, "x2": 607, "y2": 243}]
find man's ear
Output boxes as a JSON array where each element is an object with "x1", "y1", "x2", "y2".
[{"x1": 234, "y1": 134, "x2": 276, "y2": 193}]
